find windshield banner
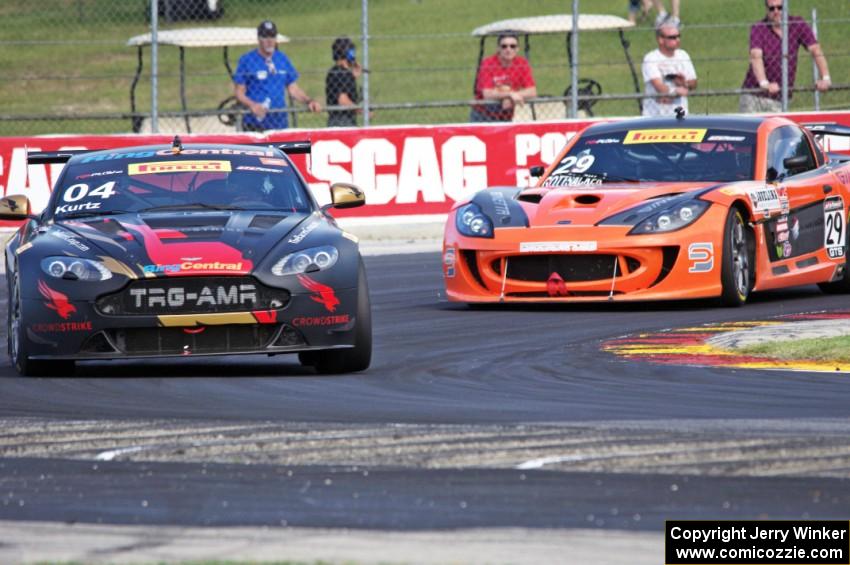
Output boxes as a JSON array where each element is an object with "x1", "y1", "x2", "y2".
[{"x1": 1, "y1": 111, "x2": 849, "y2": 222}]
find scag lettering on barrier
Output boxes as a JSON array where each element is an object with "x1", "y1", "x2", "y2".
[{"x1": 308, "y1": 136, "x2": 487, "y2": 206}]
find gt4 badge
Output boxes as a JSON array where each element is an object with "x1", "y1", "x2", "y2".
[{"x1": 688, "y1": 242, "x2": 714, "y2": 273}]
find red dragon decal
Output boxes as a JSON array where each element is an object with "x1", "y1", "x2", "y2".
[
  {"x1": 38, "y1": 280, "x2": 77, "y2": 320},
  {"x1": 297, "y1": 274, "x2": 340, "y2": 313}
]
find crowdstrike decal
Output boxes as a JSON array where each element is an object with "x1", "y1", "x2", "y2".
[
  {"x1": 297, "y1": 274, "x2": 340, "y2": 313},
  {"x1": 38, "y1": 280, "x2": 77, "y2": 320}
]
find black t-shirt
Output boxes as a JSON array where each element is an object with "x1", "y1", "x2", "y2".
[{"x1": 325, "y1": 65, "x2": 358, "y2": 127}]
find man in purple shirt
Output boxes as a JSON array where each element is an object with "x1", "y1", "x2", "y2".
[{"x1": 739, "y1": 0, "x2": 831, "y2": 113}]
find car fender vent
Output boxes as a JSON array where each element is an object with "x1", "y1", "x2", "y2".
[
  {"x1": 574, "y1": 194, "x2": 601, "y2": 205},
  {"x1": 249, "y1": 214, "x2": 287, "y2": 230},
  {"x1": 518, "y1": 193, "x2": 543, "y2": 204}
]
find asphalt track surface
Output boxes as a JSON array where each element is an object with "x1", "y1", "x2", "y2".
[{"x1": 1, "y1": 251, "x2": 849, "y2": 563}]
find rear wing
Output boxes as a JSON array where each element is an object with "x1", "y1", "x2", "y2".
[
  {"x1": 27, "y1": 150, "x2": 92, "y2": 165},
  {"x1": 803, "y1": 123, "x2": 850, "y2": 163},
  {"x1": 27, "y1": 137, "x2": 312, "y2": 166}
]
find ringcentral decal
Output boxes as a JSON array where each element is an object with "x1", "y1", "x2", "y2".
[
  {"x1": 142, "y1": 262, "x2": 244, "y2": 274},
  {"x1": 129, "y1": 284, "x2": 257, "y2": 309}
]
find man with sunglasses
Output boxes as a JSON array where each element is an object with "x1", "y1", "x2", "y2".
[
  {"x1": 641, "y1": 20, "x2": 697, "y2": 117},
  {"x1": 470, "y1": 32, "x2": 537, "y2": 122},
  {"x1": 739, "y1": 0, "x2": 831, "y2": 113}
]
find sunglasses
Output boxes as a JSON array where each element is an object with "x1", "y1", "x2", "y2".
[
  {"x1": 500, "y1": 43, "x2": 518, "y2": 49},
  {"x1": 767, "y1": 5, "x2": 783, "y2": 11},
  {"x1": 663, "y1": 34, "x2": 681, "y2": 40}
]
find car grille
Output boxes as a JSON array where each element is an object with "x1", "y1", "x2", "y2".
[
  {"x1": 96, "y1": 276, "x2": 290, "y2": 316},
  {"x1": 498, "y1": 254, "x2": 623, "y2": 282},
  {"x1": 106, "y1": 324, "x2": 284, "y2": 355}
]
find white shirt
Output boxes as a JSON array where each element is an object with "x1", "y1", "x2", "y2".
[{"x1": 641, "y1": 48, "x2": 697, "y2": 117}]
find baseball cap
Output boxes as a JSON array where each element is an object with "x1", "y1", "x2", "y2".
[{"x1": 258, "y1": 20, "x2": 278, "y2": 38}]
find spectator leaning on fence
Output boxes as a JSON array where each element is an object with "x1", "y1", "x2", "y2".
[
  {"x1": 641, "y1": 20, "x2": 697, "y2": 117},
  {"x1": 470, "y1": 32, "x2": 537, "y2": 122},
  {"x1": 739, "y1": 0, "x2": 831, "y2": 113},
  {"x1": 325, "y1": 37, "x2": 362, "y2": 128},
  {"x1": 232, "y1": 20, "x2": 322, "y2": 132}
]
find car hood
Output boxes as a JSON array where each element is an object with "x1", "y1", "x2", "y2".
[
  {"x1": 53, "y1": 210, "x2": 316, "y2": 277},
  {"x1": 520, "y1": 182, "x2": 719, "y2": 226}
]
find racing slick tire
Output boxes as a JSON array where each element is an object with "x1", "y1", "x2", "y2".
[
  {"x1": 719, "y1": 207, "x2": 754, "y2": 307},
  {"x1": 304, "y1": 261, "x2": 372, "y2": 375},
  {"x1": 817, "y1": 208, "x2": 850, "y2": 294},
  {"x1": 7, "y1": 274, "x2": 75, "y2": 377}
]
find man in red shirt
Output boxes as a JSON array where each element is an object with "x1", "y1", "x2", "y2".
[{"x1": 471, "y1": 32, "x2": 537, "y2": 122}]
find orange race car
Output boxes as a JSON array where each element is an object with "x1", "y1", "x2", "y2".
[{"x1": 443, "y1": 115, "x2": 850, "y2": 306}]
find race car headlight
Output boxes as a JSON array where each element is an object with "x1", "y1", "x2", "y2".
[
  {"x1": 272, "y1": 245, "x2": 339, "y2": 276},
  {"x1": 455, "y1": 203, "x2": 494, "y2": 238},
  {"x1": 599, "y1": 196, "x2": 711, "y2": 235},
  {"x1": 41, "y1": 257, "x2": 112, "y2": 281},
  {"x1": 630, "y1": 199, "x2": 710, "y2": 234}
]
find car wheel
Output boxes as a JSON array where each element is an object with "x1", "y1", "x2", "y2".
[
  {"x1": 719, "y1": 208, "x2": 753, "y2": 307},
  {"x1": 817, "y1": 207, "x2": 850, "y2": 294},
  {"x1": 314, "y1": 261, "x2": 372, "y2": 375},
  {"x1": 8, "y1": 274, "x2": 74, "y2": 377}
]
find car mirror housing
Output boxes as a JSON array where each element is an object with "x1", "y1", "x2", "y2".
[
  {"x1": 329, "y1": 182, "x2": 366, "y2": 209},
  {"x1": 0, "y1": 194, "x2": 33, "y2": 220}
]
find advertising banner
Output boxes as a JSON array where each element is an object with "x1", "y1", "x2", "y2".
[{"x1": 2, "y1": 111, "x2": 849, "y2": 221}]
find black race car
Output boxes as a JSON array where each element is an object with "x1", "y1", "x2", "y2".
[{"x1": 0, "y1": 139, "x2": 371, "y2": 376}]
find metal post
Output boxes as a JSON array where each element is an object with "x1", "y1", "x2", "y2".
[
  {"x1": 361, "y1": 0, "x2": 370, "y2": 127},
  {"x1": 811, "y1": 8, "x2": 820, "y2": 111},
  {"x1": 570, "y1": 0, "x2": 579, "y2": 119},
  {"x1": 780, "y1": 0, "x2": 788, "y2": 112},
  {"x1": 150, "y1": 0, "x2": 159, "y2": 133}
]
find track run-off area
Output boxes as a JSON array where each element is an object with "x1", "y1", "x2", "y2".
[{"x1": 1, "y1": 251, "x2": 849, "y2": 564}]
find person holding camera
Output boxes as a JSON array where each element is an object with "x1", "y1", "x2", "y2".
[
  {"x1": 325, "y1": 37, "x2": 363, "y2": 128},
  {"x1": 641, "y1": 19, "x2": 697, "y2": 117}
]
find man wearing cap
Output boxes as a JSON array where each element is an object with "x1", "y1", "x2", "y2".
[
  {"x1": 325, "y1": 37, "x2": 362, "y2": 127},
  {"x1": 233, "y1": 20, "x2": 322, "y2": 131}
]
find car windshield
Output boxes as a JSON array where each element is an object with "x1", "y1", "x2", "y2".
[
  {"x1": 51, "y1": 150, "x2": 313, "y2": 219},
  {"x1": 541, "y1": 127, "x2": 756, "y2": 187}
]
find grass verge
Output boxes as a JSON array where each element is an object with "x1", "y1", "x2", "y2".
[{"x1": 738, "y1": 335, "x2": 850, "y2": 363}]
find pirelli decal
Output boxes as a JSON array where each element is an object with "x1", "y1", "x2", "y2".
[
  {"x1": 623, "y1": 129, "x2": 707, "y2": 144},
  {"x1": 128, "y1": 160, "x2": 232, "y2": 175}
]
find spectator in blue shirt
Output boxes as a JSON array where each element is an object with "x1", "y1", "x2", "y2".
[{"x1": 233, "y1": 20, "x2": 322, "y2": 131}]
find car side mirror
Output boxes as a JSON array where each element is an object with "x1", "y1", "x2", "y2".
[
  {"x1": 783, "y1": 155, "x2": 810, "y2": 175},
  {"x1": 529, "y1": 165, "x2": 545, "y2": 178},
  {"x1": 0, "y1": 194, "x2": 33, "y2": 220},
  {"x1": 329, "y1": 182, "x2": 366, "y2": 209}
]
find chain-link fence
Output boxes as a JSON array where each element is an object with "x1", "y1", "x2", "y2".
[{"x1": 1, "y1": 0, "x2": 849, "y2": 136}]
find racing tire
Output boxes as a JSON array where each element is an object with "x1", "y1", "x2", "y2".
[
  {"x1": 817, "y1": 207, "x2": 850, "y2": 294},
  {"x1": 313, "y1": 261, "x2": 372, "y2": 375},
  {"x1": 7, "y1": 274, "x2": 75, "y2": 377},
  {"x1": 719, "y1": 207, "x2": 754, "y2": 307}
]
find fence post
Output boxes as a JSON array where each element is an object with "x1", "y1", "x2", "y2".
[
  {"x1": 811, "y1": 8, "x2": 819, "y2": 112},
  {"x1": 361, "y1": 0, "x2": 370, "y2": 127},
  {"x1": 570, "y1": 0, "x2": 579, "y2": 119},
  {"x1": 780, "y1": 0, "x2": 789, "y2": 112},
  {"x1": 150, "y1": 0, "x2": 159, "y2": 133}
]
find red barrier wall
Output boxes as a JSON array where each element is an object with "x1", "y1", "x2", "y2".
[{"x1": 2, "y1": 111, "x2": 849, "y2": 219}]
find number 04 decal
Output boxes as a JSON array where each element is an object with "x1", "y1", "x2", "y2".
[
  {"x1": 62, "y1": 181, "x2": 117, "y2": 203},
  {"x1": 824, "y1": 196, "x2": 846, "y2": 259}
]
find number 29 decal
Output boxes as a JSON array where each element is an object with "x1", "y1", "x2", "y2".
[{"x1": 824, "y1": 196, "x2": 846, "y2": 259}]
